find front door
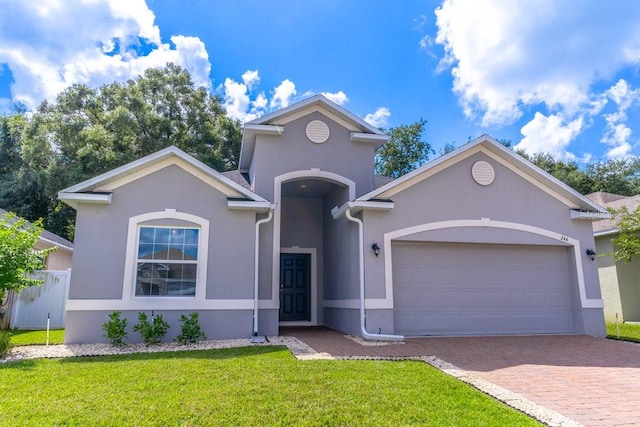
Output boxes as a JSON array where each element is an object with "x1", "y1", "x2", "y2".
[{"x1": 279, "y1": 253, "x2": 311, "y2": 321}]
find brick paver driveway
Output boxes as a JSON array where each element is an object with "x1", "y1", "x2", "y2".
[{"x1": 282, "y1": 328, "x2": 640, "y2": 426}]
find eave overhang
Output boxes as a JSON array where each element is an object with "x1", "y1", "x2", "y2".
[{"x1": 331, "y1": 200, "x2": 395, "y2": 219}]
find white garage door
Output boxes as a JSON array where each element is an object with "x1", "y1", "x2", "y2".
[{"x1": 392, "y1": 242, "x2": 575, "y2": 336}]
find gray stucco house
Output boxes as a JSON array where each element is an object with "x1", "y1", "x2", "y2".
[
  {"x1": 59, "y1": 95, "x2": 608, "y2": 344},
  {"x1": 586, "y1": 192, "x2": 640, "y2": 323}
]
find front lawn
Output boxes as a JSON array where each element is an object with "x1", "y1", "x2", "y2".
[
  {"x1": 6, "y1": 329, "x2": 64, "y2": 346},
  {"x1": 0, "y1": 346, "x2": 538, "y2": 426},
  {"x1": 607, "y1": 322, "x2": 640, "y2": 343}
]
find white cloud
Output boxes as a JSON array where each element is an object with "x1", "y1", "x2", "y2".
[
  {"x1": 364, "y1": 107, "x2": 391, "y2": 128},
  {"x1": 434, "y1": 0, "x2": 640, "y2": 156},
  {"x1": 600, "y1": 79, "x2": 640, "y2": 158},
  {"x1": 270, "y1": 79, "x2": 297, "y2": 109},
  {"x1": 320, "y1": 91, "x2": 348, "y2": 105},
  {"x1": 242, "y1": 70, "x2": 260, "y2": 90},
  {"x1": 222, "y1": 77, "x2": 252, "y2": 122},
  {"x1": 515, "y1": 112, "x2": 584, "y2": 160},
  {"x1": 0, "y1": 0, "x2": 210, "y2": 110}
]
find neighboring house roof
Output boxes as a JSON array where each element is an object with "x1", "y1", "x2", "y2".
[
  {"x1": 585, "y1": 192, "x2": 640, "y2": 236},
  {"x1": 239, "y1": 94, "x2": 389, "y2": 172},
  {"x1": 358, "y1": 135, "x2": 610, "y2": 215},
  {"x1": 58, "y1": 146, "x2": 268, "y2": 209},
  {"x1": 0, "y1": 208, "x2": 74, "y2": 252}
]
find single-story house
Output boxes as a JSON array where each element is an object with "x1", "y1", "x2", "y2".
[
  {"x1": 586, "y1": 192, "x2": 640, "y2": 323},
  {"x1": 59, "y1": 95, "x2": 608, "y2": 344},
  {"x1": 0, "y1": 208, "x2": 74, "y2": 270}
]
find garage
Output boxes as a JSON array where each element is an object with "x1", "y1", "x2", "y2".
[{"x1": 392, "y1": 242, "x2": 576, "y2": 336}]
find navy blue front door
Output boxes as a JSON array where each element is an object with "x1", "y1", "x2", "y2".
[{"x1": 279, "y1": 253, "x2": 311, "y2": 321}]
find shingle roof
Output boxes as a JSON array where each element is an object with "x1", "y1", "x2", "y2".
[
  {"x1": 0, "y1": 208, "x2": 74, "y2": 250},
  {"x1": 585, "y1": 193, "x2": 640, "y2": 234},
  {"x1": 220, "y1": 170, "x2": 252, "y2": 190}
]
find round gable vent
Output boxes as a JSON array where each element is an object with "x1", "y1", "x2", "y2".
[
  {"x1": 306, "y1": 120, "x2": 330, "y2": 144},
  {"x1": 471, "y1": 160, "x2": 495, "y2": 186}
]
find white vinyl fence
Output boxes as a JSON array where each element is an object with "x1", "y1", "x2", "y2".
[{"x1": 9, "y1": 270, "x2": 71, "y2": 329}]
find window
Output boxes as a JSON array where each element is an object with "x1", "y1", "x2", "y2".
[{"x1": 135, "y1": 226, "x2": 199, "y2": 297}]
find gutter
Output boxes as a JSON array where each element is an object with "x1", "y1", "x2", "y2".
[
  {"x1": 342, "y1": 208, "x2": 403, "y2": 342},
  {"x1": 251, "y1": 208, "x2": 274, "y2": 343}
]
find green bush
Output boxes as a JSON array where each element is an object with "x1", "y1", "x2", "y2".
[
  {"x1": 176, "y1": 312, "x2": 206, "y2": 345},
  {"x1": 102, "y1": 311, "x2": 128, "y2": 346},
  {"x1": 133, "y1": 312, "x2": 169, "y2": 346},
  {"x1": 0, "y1": 330, "x2": 12, "y2": 357}
]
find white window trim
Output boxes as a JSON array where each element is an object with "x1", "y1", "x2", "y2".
[{"x1": 122, "y1": 209, "x2": 209, "y2": 301}]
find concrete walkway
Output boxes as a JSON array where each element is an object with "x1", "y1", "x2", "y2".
[{"x1": 281, "y1": 327, "x2": 640, "y2": 427}]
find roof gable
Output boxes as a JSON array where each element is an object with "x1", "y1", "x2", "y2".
[
  {"x1": 238, "y1": 95, "x2": 388, "y2": 172},
  {"x1": 59, "y1": 146, "x2": 266, "y2": 209},
  {"x1": 358, "y1": 135, "x2": 609, "y2": 214}
]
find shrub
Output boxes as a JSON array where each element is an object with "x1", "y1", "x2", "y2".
[
  {"x1": 176, "y1": 312, "x2": 206, "y2": 345},
  {"x1": 133, "y1": 312, "x2": 169, "y2": 346},
  {"x1": 0, "y1": 330, "x2": 12, "y2": 357},
  {"x1": 102, "y1": 311, "x2": 128, "y2": 346}
]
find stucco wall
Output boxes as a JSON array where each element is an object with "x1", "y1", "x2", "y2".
[
  {"x1": 363, "y1": 151, "x2": 605, "y2": 336},
  {"x1": 250, "y1": 112, "x2": 377, "y2": 200},
  {"x1": 595, "y1": 236, "x2": 624, "y2": 322},
  {"x1": 66, "y1": 164, "x2": 258, "y2": 343}
]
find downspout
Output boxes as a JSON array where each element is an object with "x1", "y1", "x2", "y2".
[
  {"x1": 344, "y1": 208, "x2": 403, "y2": 341},
  {"x1": 251, "y1": 209, "x2": 274, "y2": 343}
]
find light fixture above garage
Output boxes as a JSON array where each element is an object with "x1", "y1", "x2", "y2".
[
  {"x1": 371, "y1": 243, "x2": 380, "y2": 257},
  {"x1": 586, "y1": 249, "x2": 596, "y2": 261}
]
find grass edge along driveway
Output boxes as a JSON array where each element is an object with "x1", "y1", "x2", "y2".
[{"x1": 0, "y1": 345, "x2": 539, "y2": 426}]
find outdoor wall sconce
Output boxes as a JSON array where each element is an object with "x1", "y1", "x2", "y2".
[
  {"x1": 586, "y1": 249, "x2": 596, "y2": 261},
  {"x1": 371, "y1": 243, "x2": 380, "y2": 257}
]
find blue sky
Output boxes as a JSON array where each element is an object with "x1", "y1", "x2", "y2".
[{"x1": 1, "y1": 1, "x2": 639, "y2": 162}]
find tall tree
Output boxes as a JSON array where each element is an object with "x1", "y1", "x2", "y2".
[
  {"x1": 14, "y1": 64, "x2": 242, "y2": 240},
  {"x1": 375, "y1": 119, "x2": 433, "y2": 178}
]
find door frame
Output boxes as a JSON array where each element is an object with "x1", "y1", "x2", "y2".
[{"x1": 279, "y1": 247, "x2": 317, "y2": 326}]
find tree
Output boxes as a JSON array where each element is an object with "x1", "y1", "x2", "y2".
[
  {"x1": 0, "y1": 212, "x2": 55, "y2": 303},
  {"x1": 610, "y1": 206, "x2": 640, "y2": 263},
  {"x1": 11, "y1": 63, "x2": 242, "y2": 240},
  {"x1": 516, "y1": 151, "x2": 592, "y2": 194},
  {"x1": 375, "y1": 119, "x2": 433, "y2": 178}
]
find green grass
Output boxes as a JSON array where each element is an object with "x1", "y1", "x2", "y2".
[
  {"x1": 607, "y1": 322, "x2": 640, "y2": 343},
  {"x1": 6, "y1": 329, "x2": 64, "y2": 346},
  {"x1": 0, "y1": 346, "x2": 539, "y2": 426}
]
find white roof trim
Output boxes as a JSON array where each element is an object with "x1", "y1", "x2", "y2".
[
  {"x1": 594, "y1": 229, "x2": 618, "y2": 237},
  {"x1": 58, "y1": 146, "x2": 266, "y2": 204},
  {"x1": 350, "y1": 132, "x2": 389, "y2": 144},
  {"x1": 227, "y1": 201, "x2": 274, "y2": 212},
  {"x1": 38, "y1": 236, "x2": 74, "y2": 252},
  {"x1": 358, "y1": 135, "x2": 609, "y2": 213},
  {"x1": 249, "y1": 94, "x2": 385, "y2": 135},
  {"x1": 243, "y1": 124, "x2": 285, "y2": 135},
  {"x1": 58, "y1": 192, "x2": 112, "y2": 208},
  {"x1": 331, "y1": 200, "x2": 395, "y2": 219}
]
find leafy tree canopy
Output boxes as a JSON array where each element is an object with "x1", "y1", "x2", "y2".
[
  {"x1": 375, "y1": 119, "x2": 434, "y2": 178},
  {"x1": 0, "y1": 64, "x2": 242, "y2": 240},
  {"x1": 610, "y1": 206, "x2": 640, "y2": 263}
]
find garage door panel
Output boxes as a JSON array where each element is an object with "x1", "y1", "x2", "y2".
[{"x1": 392, "y1": 243, "x2": 575, "y2": 336}]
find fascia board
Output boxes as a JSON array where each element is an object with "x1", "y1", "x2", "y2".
[
  {"x1": 227, "y1": 201, "x2": 274, "y2": 212},
  {"x1": 331, "y1": 201, "x2": 394, "y2": 219},
  {"x1": 58, "y1": 192, "x2": 112, "y2": 204}
]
